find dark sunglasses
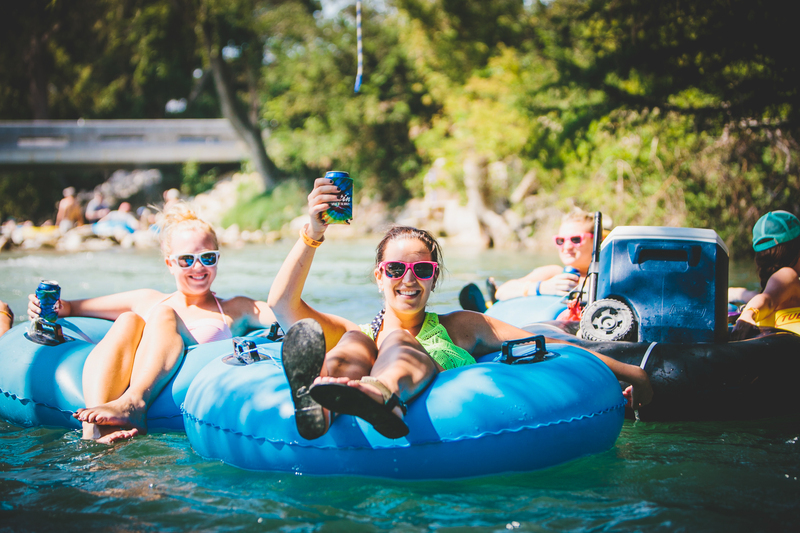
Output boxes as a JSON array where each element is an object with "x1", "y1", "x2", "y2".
[
  {"x1": 553, "y1": 233, "x2": 592, "y2": 247},
  {"x1": 169, "y1": 251, "x2": 220, "y2": 269},
  {"x1": 379, "y1": 261, "x2": 438, "y2": 280}
]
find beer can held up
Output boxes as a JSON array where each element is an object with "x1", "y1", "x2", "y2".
[{"x1": 320, "y1": 171, "x2": 353, "y2": 225}]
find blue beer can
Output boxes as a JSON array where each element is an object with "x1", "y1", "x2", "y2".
[
  {"x1": 36, "y1": 280, "x2": 61, "y2": 322},
  {"x1": 563, "y1": 266, "x2": 580, "y2": 276},
  {"x1": 320, "y1": 171, "x2": 353, "y2": 224}
]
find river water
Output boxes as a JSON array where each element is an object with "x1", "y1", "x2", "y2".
[{"x1": 1, "y1": 243, "x2": 798, "y2": 532}]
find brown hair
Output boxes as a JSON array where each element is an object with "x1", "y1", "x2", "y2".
[
  {"x1": 158, "y1": 202, "x2": 219, "y2": 257},
  {"x1": 375, "y1": 226, "x2": 444, "y2": 290},
  {"x1": 755, "y1": 236, "x2": 800, "y2": 290}
]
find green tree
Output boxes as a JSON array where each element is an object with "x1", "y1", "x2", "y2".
[
  {"x1": 543, "y1": 0, "x2": 799, "y2": 127},
  {"x1": 1, "y1": 0, "x2": 323, "y2": 191},
  {"x1": 194, "y1": 0, "x2": 322, "y2": 189},
  {"x1": 262, "y1": 3, "x2": 434, "y2": 203}
]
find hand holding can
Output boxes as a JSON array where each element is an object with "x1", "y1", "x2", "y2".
[
  {"x1": 36, "y1": 280, "x2": 61, "y2": 322},
  {"x1": 319, "y1": 171, "x2": 352, "y2": 225}
]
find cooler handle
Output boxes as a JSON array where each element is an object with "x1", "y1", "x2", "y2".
[{"x1": 628, "y1": 243, "x2": 701, "y2": 267}]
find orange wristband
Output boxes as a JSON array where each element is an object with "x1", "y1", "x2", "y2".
[{"x1": 300, "y1": 225, "x2": 324, "y2": 248}]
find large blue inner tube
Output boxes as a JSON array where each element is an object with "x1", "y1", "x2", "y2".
[
  {"x1": 0, "y1": 317, "x2": 274, "y2": 431},
  {"x1": 183, "y1": 341, "x2": 626, "y2": 479},
  {"x1": 1, "y1": 317, "x2": 627, "y2": 479}
]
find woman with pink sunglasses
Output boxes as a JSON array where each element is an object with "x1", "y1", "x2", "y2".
[
  {"x1": 27, "y1": 203, "x2": 276, "y2": 444},
  {"x1": 268, "y1": 179, "x2": 651, "y2": 440},
  {"x1": 494, "y1": 209, "x2": 596, "y2": 301}
]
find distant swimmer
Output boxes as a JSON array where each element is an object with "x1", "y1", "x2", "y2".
[{"x1": 55, "y1": 187, "x2": 84, "y2": 233}]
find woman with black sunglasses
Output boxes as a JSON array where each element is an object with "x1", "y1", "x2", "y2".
[
  {"x1": 494, "y1": 209, "x2": 596, "y2": 301},
  {"x1": 27, "y1": 203, "x2": 276, "y2": 444},
  {"x1": 268, "y1": 179, "x2": 652, "y2": 440}
]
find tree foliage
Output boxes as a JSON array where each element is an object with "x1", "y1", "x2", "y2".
[{"x1": 1, "y1": 0, "x2": 798, "y2": 255}]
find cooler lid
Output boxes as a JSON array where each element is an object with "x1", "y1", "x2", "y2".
[{"x1": 601, "y1": 226, "x2": 729, "y2": 256}]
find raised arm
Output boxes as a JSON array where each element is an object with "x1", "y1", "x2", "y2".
[{"x1": 266, "y1": 177, "x2": 357, "y2": 350}]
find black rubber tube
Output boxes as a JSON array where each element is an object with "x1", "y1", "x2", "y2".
[{"x1": 524, "y1": 322, "x2": 800, "y2": 421}]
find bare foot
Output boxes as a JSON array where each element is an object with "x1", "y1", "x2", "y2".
[
  {"x1": 312, "y1": 376, "x2": 404, "y2": 419},
  {"x1": 74, "y1": 395, "x2": 148, "y2": 439}
]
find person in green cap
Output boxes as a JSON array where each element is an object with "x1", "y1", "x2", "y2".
[{"x1": 731, "y1": 210, "x2": 800, "y2": 340}]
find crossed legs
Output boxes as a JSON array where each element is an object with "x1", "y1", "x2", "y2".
[
  {"x1": 283, "y1": 321, "x2": 439, "y2": 439},
  {"x1": 317, "y1": 329, "x2": 439, "y2": 419},
  {"x1": 75, "y1": 306, "x2": 187, "y2": 444}
]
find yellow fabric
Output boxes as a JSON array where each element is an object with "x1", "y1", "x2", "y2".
[
  {"x1": 359, "y1": 312, "x2": 476, "y2": 371},
  {"x1": 754, "y1": 315, "x2": 775, "y2": 328},
  {"x1": 774, "y1": 306, "x2": 800, "y2": 334}
]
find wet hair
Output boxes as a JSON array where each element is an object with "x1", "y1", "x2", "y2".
[
  {"x1": 158, "y1": 202, "x2": 218, "y2": 257},
  {"x1": 374, "y1": 226, "x2": 444, "y2": 290},
  {"x1": 754, "y1": 236, "x2": 800, "y2": 290}
]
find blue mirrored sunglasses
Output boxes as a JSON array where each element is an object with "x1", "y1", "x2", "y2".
[{"x1": 169, "y1": 251, "x2": 220, "y2": 269}]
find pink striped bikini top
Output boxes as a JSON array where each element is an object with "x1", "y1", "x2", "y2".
[{"x1": 144, "y1": 293, "x2": 232, "y2": 345}]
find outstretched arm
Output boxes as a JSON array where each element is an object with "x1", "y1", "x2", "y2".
[
  {"x1": 442, "y1": 310, "x2": 653, "y2": 408},
  {"x1": 266, "y1": 177, "x2": 357, "y2": 350},
  {"x1": 27, "y1": 289, "x2": 164, "y2": 322},
  {"x1": 494, "y1": 265, "x2": 579, "y2": 300}
]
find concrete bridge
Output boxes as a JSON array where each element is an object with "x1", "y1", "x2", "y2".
[{"x1": 0, "y1": 119, "x2": 248, "y2": 168}]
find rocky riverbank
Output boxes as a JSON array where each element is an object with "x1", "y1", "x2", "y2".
[{"x1": 1, "y1": 161, "x2": 573, "y2": 254}]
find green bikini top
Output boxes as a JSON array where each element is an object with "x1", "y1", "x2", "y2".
[{"x1": 360, "y1": 312, "x2": 476, "y2": 371}]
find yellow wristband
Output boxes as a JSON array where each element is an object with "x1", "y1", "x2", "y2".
[
  {"x1": 0, "y1": 309, "x2": 13, "y2": 321},
  {"x1": 743, "y1": 306, "x2": 760, "y2": 322},
  {"x1": 300, "y1": 225, "x2": 324, "y2": 248}
]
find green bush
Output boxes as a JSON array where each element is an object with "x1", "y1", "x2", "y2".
[{"x1": 220, "y1": 179, "x2": 308, "y2": 232}]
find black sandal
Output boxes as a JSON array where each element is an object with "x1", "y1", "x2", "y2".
[
  {"x1": 309, "y1": 376, "x2": 409, "y2": 439},
  {"x1": 281, "y1": 318, "x2": 327, "y2": 440}
]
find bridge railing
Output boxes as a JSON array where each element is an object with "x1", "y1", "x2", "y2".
[{"x1": 0, "y1": 119, "x2": 248, "y2": 166}]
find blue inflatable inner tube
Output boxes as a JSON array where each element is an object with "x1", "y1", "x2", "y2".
[
  {"x1": 183, "y1": 341, "x2": 626, "y2": 479},
  {"x1": 486, "y1": 294, "x2": 568, "y2": 326},
  {"x1": 0, "y1": 317, "x2": 274, "y2": 431}
]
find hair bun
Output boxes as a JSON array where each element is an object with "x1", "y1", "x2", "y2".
[{"x1": 158, "y1": 202, "x2": 218, "y2": 256}]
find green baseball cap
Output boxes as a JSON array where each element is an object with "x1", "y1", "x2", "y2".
[{"x1": 752, "y1": 210, "x2": 800, "y2": 252}]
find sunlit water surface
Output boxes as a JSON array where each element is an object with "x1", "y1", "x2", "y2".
[{"x1": 1, "y1": 243, "x2": 798, "y2": 532}]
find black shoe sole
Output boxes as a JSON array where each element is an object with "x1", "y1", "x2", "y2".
[{"x1": 281, "y1": 318, "x2": 327, "y2": 440}]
